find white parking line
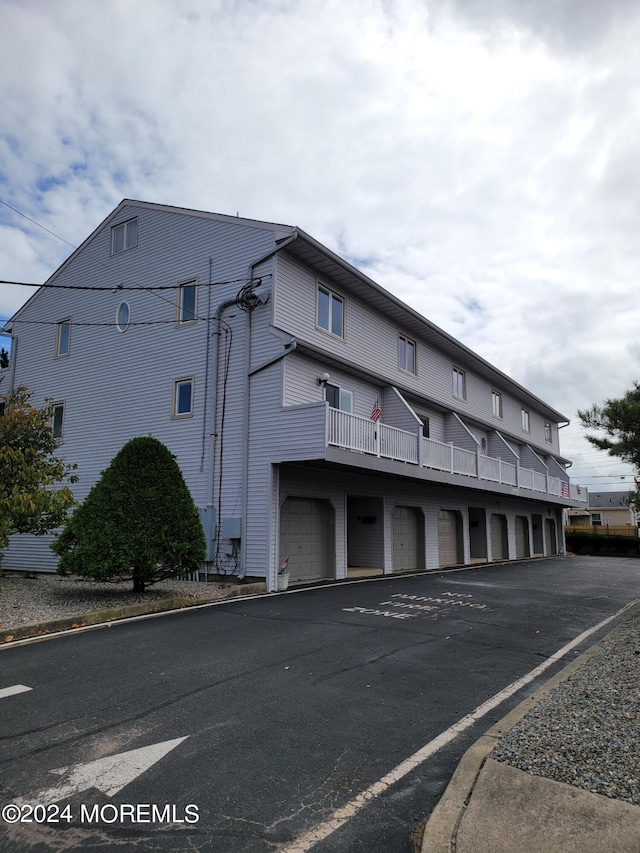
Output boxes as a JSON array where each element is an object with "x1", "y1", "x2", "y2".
[
  {"x1": 281, "y1": 598, "x2": 639, "y2": 853},
  {"x1": 0, "y1": 684, "x2": 32, "y2": 699}
]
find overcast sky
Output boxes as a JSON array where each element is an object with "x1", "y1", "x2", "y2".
[{"x1": 2, "y1": 0, "x2": 639, "y2": 490}]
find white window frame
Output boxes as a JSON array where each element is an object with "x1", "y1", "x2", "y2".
[
  {"x1": 111, "y1": 217, "x2": 138, "y2": 255},
  {"x1": 177, "y1": 280, "x2": 198, "y2": 326},
  {"x1": 51, "y1": 401, "x2": 65, "y2": 440},
  {"x1": 452, "y1": 366, "x2": 466, "y2": 400},
  {"x1": 172, "y1": 377, "x2": 194, "y2": 418},
  {"x1": 491, "y1": 390, "x2": 503, "y2": 419},
  {"x1": 398, "y1": 333, "x2": 416, "y2": 374},
  {"x1": 325, "y1": 383, "x2": 353, "y2": 413},
  {"x1": 55, "y1": 318, "x2": 71, "y2": 358},
  {"x1": 316, "y1": 284, "x2": 345, "y2": 339},
  {"x1": 115, "y1": 301, "x2": 131, "y2": 333},
  {"x1": 521, "y1": 408, "x2": 530, "y2": 433},
  {"x1": 544, "y1": 421, "x2": 552, "y2": 443}
]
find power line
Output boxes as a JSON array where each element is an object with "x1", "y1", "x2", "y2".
[
  {"x1": 1, "y1": 276, "x2": 268, "y2": 291},
  {"x1": 0, "y1": 198, "x2": 268, "y2": 327},
  {"x1": 0, "y1": 197, "x2": 78, "y2": 250}
]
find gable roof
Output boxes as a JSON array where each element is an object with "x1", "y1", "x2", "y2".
[
  {"x1": 4, "y1": 199, "x2": 569, "y2": 423},
  {"x1": 588, "y1": 491, "x2": 634, "y2": 509}
]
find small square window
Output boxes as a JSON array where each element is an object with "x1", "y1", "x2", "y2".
[
  {"x1": 52, "y1": 402, "x2": 65, "y2": 439},
  {"x1": 173, "y1": 378, "x2": 194, "y2": 417},
  {"x1": 111, "y1": 218, "x2": 138, "y2": 255},
  {"x1": 492, "y1": 390, "x2": 503, "y2": 419},
  {"x1": 399, "y1": 334, "x2": 416, "y2": 374},
  {"x1": 521, "y1": 408, "x2": 530, "y2": 432},
  {"x1": 56, "y1": 319, "x2": 71, "y2": 357},
  {"x1": 453, "y1": 366, "x2": 466, "y2": 400},
  {"x1": 178, "y1": 281, "x2": 197, "y2": 324},
  {"x1": 317, "y1": 285, "x2": 344, "y2": 338}
]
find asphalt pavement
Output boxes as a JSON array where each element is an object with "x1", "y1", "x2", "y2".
[{"x1": 1, "y1": 556, "x2": 639, "y2": 853}]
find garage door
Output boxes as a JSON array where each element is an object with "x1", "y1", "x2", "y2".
[
  {"x1": 393, "y1": 506, "x2": 420, "y2": 572},
  {"x1": 515, "y1": 516, "x2": 530, "y2": 558},
  {"x1": 545, "y1": 518, "x2": 558, "y2": 555},
  {"x1": 438, "y1": 510, "x2": 463, "y2": 568},
  {"x1": 279, "y1": 497, "x2": 333, "y2": 582},
  {"x1": 490, "y1": 514, "x2": 508, "y2": 561}
]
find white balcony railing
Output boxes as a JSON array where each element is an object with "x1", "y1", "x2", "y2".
[{"x1": 325, "y1": 408, "x2": 587, "y2": 503}]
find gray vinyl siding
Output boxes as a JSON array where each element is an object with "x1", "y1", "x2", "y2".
[
  {"x1": 245, "y1": 359, "x2": 328, "y2": 580},
  {"x1": 283, "y1": 352, "x2": 382, "y2": 418},
  {"x1": 520, "y1": 445, "x2": 549, "y2": 475},
  {"x1": 444, "y1": 413, "x2": 479, "y2": 452},
  {"x1": 274, "y1": 253, "x2": 561, "y2": 458},
  {"x1": 381, "y1": 387, "x2": 422, "y2": 433},
  {"x1": 487, "y1": 431, "x2": 519, "y2": 463},
  {"x1": 412, "y1": 405, "x2": 445, "y2": 442},
  {"x1": 3, "y1": 204, "x2": 280, "y2": 571}
]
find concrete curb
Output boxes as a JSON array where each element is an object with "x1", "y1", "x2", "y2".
[
  {"x1": 421, "y1": 602, "x2": 640, "y2": 853},
  {"x1": 1, "y1": 581, "x2": 267, "y2": 644}
]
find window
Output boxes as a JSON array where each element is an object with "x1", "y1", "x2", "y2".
[
  {"x1": 420, "y1": 416, "x2": 430, "y2": 438},
  {"x1": 326, "y1": 383, "x2": 353, "y2": 412},
  {"x1": 544, "y1": 421, "x2": 552, "y2": 443},
  {"x1": 173, "y1": 378, "x2": 194, "y2": 417},
  {"x1": 52, "y1": 403, "x2": 65, "y2": 439},
  {"x1": 398, "y1": 334, "x2": 416, "y2": 374},
  {"x1": 178, "y1": 281, "x2": 197, "y2": 325},
  {"x1": 116, "y1": 302, "x2": 130, "y2": 333},
  {"x1": 317, "y1": 285, "x2": 344, "y2": 338},
  {"x1": 491, "y1": 390, "x2": 503, "y2": 419},
  {"x1": 521, "y1": 408, "x2": 530, "y2": 432},
  {"x1": 452, "y1": 366, "x2": 466, "y2": 400},
  {"x1": 55, "y1": 318, "x2": 71, "y2": 357},
  {"x1": 111, "y1": 218, "x2": 138, "y2": 255},
  {"x1": 591, "y1": 512, "x2": 602, "y2": 527}
]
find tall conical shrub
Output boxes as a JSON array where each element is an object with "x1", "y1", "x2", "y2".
[{"x1": 53, "y1": 436, "x2": 206, "y2": 592}]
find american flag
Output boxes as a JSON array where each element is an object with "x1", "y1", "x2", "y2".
[
  {"x1": 561, "y1": 481, "x2": 570, "y2": 498},
  {"x1": 371, "y1": 399, "x2": 382, "y2": 422}
]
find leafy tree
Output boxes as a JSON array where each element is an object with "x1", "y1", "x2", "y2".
[
  {"x1": 0, "y1": 348, "x2": 9, "y2": 369},
  {"x1": 0, "y1": 386, "x2": 77, "y2": 559},
  {"x1": 578, "y1": 382, "x2": 640, "y2": 509},
  {"x1": 52, "y1": 436, "x2": 206, "y2": 592}
]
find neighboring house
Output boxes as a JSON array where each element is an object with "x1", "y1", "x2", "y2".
[
  {"x1": 566, "y1": 491, "x2": 638, "y2": 531},
  {"x1": 1, "y1": 200, "x2": 588, "y2": 590}
]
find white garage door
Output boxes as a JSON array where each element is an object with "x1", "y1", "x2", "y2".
[
  {"x1": 438, "y1": 510, "x2": 462, "y2": 568},
  {"x1": 490, "y1": 514, "x2": 508, "y2": 561},
  {"x1": 393, "y1": 506, "x2": 419, "y2": 572},
  {"x1": 279, "y1": 497, "x2": 332, "y2": 582}
]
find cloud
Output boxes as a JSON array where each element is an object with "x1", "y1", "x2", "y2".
[{"x1": 2, "y1": 0, "x2": 640, "y2": 486}]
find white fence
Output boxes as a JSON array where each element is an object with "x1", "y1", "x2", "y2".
[{"x1": 326, "y1": 409, "x2": 586, "y2": 502}]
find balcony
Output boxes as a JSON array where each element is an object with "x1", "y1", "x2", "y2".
[{"x1": 326, "y1": 408, "x2": 587, "y2": 503}]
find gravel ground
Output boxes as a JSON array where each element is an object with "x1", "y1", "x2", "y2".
[
  {"x1": 0, "y1": 571, "x2": 230, "y2": 630},
  {"x1": 492, "y1": 608, "x2": 640, "y2": 805}
]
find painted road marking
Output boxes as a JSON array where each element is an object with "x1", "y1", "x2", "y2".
[
  {"x1": 0, "y1": 684, "x2": 32, "y2": 699},
  {"x1": 343, "y1": 590, "x2": 492, "y2": 621},
  {"x1": 15, "y1": 736, "x2": 189, "y2": 806},
  {"x1": 281, "y1": 599, "x2": 639, "y2": 852}
]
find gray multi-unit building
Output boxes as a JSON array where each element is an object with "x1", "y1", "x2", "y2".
[{"x1": 1, "y1": 200, "x2": 587, "y2": 589}]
